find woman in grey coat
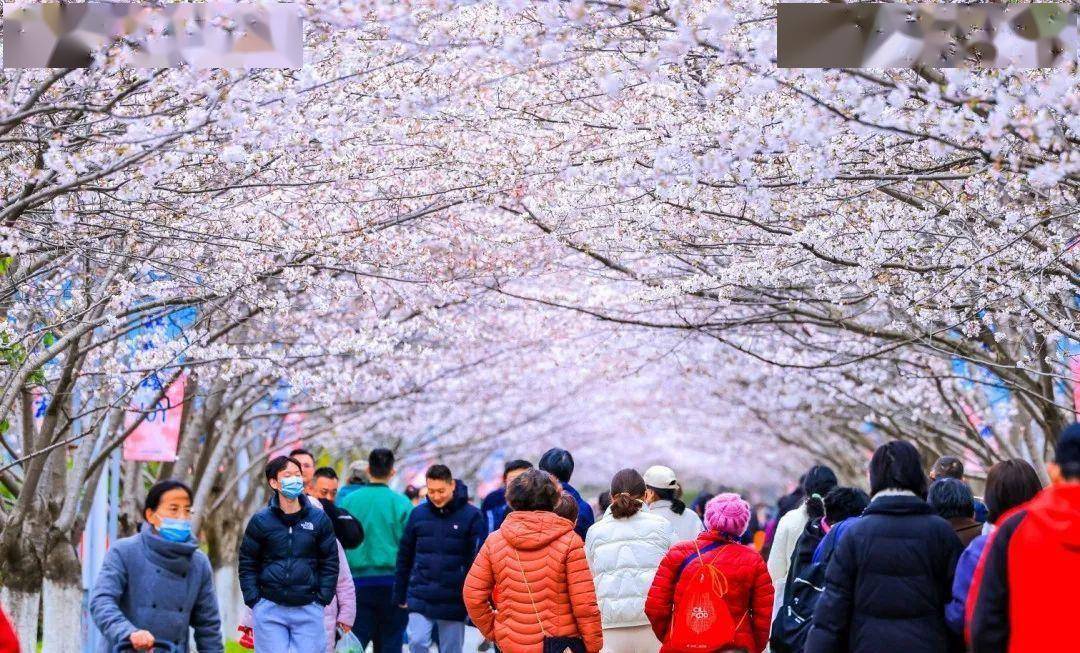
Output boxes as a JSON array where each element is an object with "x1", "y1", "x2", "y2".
[{"x1": 90, "y1": 480, "x2": 223, "y2": 652}]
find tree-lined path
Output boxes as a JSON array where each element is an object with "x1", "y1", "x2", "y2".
[{"x1": 2, "y1": 1, "x2": 1079, "y2": 651}]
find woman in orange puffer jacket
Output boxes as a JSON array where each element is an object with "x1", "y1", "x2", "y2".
[{"x1": 464, "y1": 469, "x2": 604, "y2": 653}]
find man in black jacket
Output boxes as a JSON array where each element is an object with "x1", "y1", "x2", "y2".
[
  {"x1": 310, "y1": 466, "x2": 364, "y2": 549},
  {"x1": 238, "y1": 455, "x2": 339, "y2": 653},
  {"x1": 394, "y1": 464, "x2": 486, "y2": 653}
]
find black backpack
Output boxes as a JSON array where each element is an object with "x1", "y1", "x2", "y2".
[{"x1": 769, "y1": 518, "x2": 826, "y2": 653}]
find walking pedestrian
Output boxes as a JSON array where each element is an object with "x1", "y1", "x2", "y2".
[
  {"x1": 688, "y1": 492, "x2": 714, "y2": 522},
  {"x1": 804, "y1": 441, "x2": 962, "y2": 653},
  {"x1": 481, "y1": 459, "x2": 533, "y2": 532},
  {"x1": 969, "y1": 424, "x2": 1080, "y2": 652},
  {"x1": 310, "y1": 466, "x2": 364, "y2": 549},
  {"x1": 464, "y1": 468, "x2": 603, "y2": 653},
  {"x1": 90, "y1": 480, "x2": 223, "y2": 652},
  {"x1": 394, "y1": 464, "x2": 486, "y2": 653},
  {"x1": 767, "y1": 465, "x2": 836, "y2": 620},
  {"x1": 337, "y1": 448, "x2": 413, "y2": 653},
  {"x1": 539, "y1": 447, "x2": 595, "y2": 539},
  {"x1": 586, "y1": 469, "x2": 675, "y2": 653},
  {"x1": 771, "y1": 487, "x2": 869, "y2": 653},
  {"x1": 336, "y1": 460, "x2": 368, "y2": 505},
  {"x1": 944, "y1": 458, "x2": 1041, "y2": 636},
  {"x1": 930, "y1": 455, "x2": 989, "y2": 523},
  {"x1": 642, "y1": 465, "x2": 703, "y2": 543},
  {"x1": 928, "y1": 478, "x2": 981, "y2": 548},
  {"x1": 238, "y1": 455, "x2": 339, "y2": 653},
  {"x1": 645, "y1": 493, "x2": 774, "y2": 653}
]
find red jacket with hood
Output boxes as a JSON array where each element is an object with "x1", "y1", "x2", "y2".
[{"x1": 968, "y1": 483, "x2": 1080, "y2": 652}]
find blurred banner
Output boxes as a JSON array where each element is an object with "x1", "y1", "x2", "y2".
[
  {"x1": 123, "y1": 372, "x2": 187, "y2": 461},
  {"x1": 3, "y1": 1, "x2": 303, "y2": 68},
  {"x1": 777, "y1": 3, "x2": 1078, "y2": 68}
]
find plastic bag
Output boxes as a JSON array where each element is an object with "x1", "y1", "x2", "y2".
[{"x1": 335, "y1": 628, "x2": 363, "y2": 653}]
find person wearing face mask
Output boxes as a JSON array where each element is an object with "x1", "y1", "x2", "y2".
[
  {"x1": 90, "y1": 480, "x2": 223, "y2": 652},
  {"x1": 239, "y1": 456, "x2": 339, "y2": 653}
]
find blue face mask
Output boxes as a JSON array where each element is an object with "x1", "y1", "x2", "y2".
[
  {"x1": 157, "y1": 517, "x2": 192, "y2": 543},
  {"x1": 279, "y1": 476, "x2": 305, "y2": 499}
]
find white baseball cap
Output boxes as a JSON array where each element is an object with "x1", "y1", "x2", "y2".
[{"x1": 643, "y1": 465, "x2": 679, "y2": 489}]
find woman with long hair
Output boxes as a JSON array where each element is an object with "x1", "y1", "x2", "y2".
[
  {"x1": 586, "y1": 469, "x2": 675, "y2": 653},
  {"x1": 643, "y1": 466, "x2": 703, "y2": 542}
]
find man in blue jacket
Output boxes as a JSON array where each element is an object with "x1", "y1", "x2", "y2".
[
  {"x1": 394, "y1": 464, "x2": 486, "y2": 653},
  {"x1": 539, "y1": 447, "x2": 594, "y2": 539},
  {"x1": 239, "y1": 455, "x2": 339, "y2": 653}
]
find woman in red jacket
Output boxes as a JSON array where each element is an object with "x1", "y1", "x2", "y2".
[{"x1": 645, "y1": 493, "x2": 773, "y2": 653}]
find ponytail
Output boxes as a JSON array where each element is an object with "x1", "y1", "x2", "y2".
[
  {"x1": 610, "y1": 492, "x2": 643, "y2": 519},
  {"x1": 609, "y1": 468, "x2": 647, "y2": 519},
  {"x1": 650, "y1": 486, "x2": 686, "y2": 515},
  {"x1": 805, "y1": 492, "x2": 826, "y2": 520}
]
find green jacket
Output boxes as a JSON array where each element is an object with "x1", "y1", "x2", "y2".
[{"x1": 337, "y1": 483, "x2": 413, "y2": 577}]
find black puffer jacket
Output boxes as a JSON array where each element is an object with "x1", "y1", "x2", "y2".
[
  {"x1": 804, "y1": 493, "x2": 963, "y2": 653},
  {"x1": 238, "y1": 493, "x2": 339, "y2": 608},
  {"x1": 393, "y1": 484, "x2": 486, "y2": 620}
]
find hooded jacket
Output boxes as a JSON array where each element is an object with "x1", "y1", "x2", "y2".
[
  {"x1": 393, "y1": 485, "x2": 486, "y2": 621},
  {"x1": 969, "y1": 483, "x2": 1080, "y2": 652},
  {"x1": 803, "y1": 493, "x2": 963, "y2": 653},
  {"x1": 238, "y1": 493, "x2": 339, "y2": 608},
  {"x1": 463, "y1": 511, "x2": 603, "y2": 653},
  {"x1": 645, "y1": 531, "x2": 774, "y2": 653},
  {"x1": 585, "y1": 506, "x2": 676, "y2": 629}
]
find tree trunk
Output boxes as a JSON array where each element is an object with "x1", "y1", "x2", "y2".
[
  {"x1": 40, "y1": 529, "x2": 83, "y2": 653},
  {"x1": 0, "y1": 585, "x2": 39, "y2": 650}
]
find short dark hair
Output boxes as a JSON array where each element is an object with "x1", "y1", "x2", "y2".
[
  {"x1": 985, "y1": 459, "x2": 1043, "y2": 524},
  {"x1": 598, "y1": 490, "x2": 612, "y2": 512},
  {"x1": 426, "y1": 464, "x2": 453, "y2": 482},
  {"x1": 823, "y1": 486, "x2": 869, "y2": 525},
  {"x1": 264, "y1": 455, "x2": 301, "y2": 483},
  {"x1": 1056, "y1": 423, "x2": 1080, "y2": 480},
  {"x1": 928, "y1": 478, "x2": 975, "y2": 520},
  {"x1": 538, "y1": 448, "x2": 574, "y2": 483},
  {"x1": 404, "y1": 484, "x2": 420, "y2": 500},
  {"x1": 313, "y1": 466, "x2": 337, "y2": 481},
  {"x1": 932, "y1": 455, "x2": 964, "y2": 480},
  {"x1": 506, "y1": 468, "x2": 560, "y2": 511},
  {"x1": 289, "y1": 448, "x2": 315, "y2": 463},
  {"x1": 553, "y1": 493, "x2": 579, "y2": 523},
  {"x1": 144, "y1": 479, "x2": 193, "y2": 515},
  {"x1": 369, "y1": 448, "x2": 395, "y2": 478},
  {"x1": 503, "y1": 459, "x2": 533, "y2": 479},
  {"x1": 869, "y1": 440, "x2": 928, "y2": 498}
]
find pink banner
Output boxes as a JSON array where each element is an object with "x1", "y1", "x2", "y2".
[{"x1": 123, "y1": 373, "x2": 186, "y2": 461}]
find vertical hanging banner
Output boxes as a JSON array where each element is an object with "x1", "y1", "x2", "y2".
[{"x1": 123, "y1": 372, "x2": 187, "y2": 461}]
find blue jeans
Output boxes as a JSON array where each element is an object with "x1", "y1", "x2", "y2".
[
  {"x1": 252, "y1": 599, "x2": 326, "y2": 653},
  {"x1": 407, "y1": 613, "x2": 465, "y2": 653},
  {"x1": 352, "y1": 579, "x2": 408, "y2": 653}
]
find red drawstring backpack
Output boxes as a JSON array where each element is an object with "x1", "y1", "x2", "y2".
[{"x1": 665, "y1": 541, "x2": 745, "y2": 652}]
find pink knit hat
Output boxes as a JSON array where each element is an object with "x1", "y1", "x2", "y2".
[{"x1": 704, "y1": 493, "x2": 751, "y2": 537}]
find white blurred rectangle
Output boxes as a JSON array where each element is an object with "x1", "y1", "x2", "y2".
[{"x1": 3, "y1": 2, "x2": 303, "y2": 69}]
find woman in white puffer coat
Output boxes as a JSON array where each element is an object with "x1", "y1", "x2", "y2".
[{"x1": 586, "y1": 468, "x2": 676, "y2": 653}]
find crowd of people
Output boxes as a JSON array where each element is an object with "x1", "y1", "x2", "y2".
[{"x1": 79, "y1": 425, "x2": 1080, "y2": 653}]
